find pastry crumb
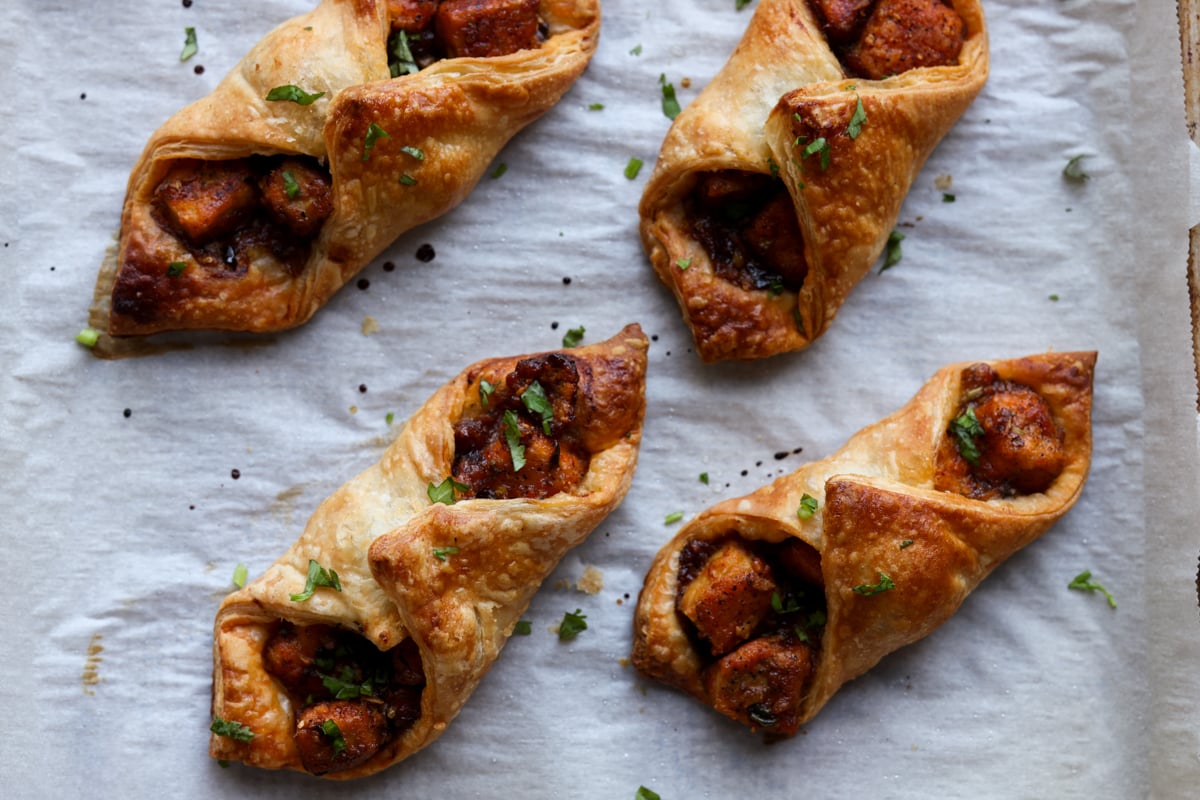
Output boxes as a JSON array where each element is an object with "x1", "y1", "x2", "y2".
[
  {"x1": 361, "y1": 316, "x2": 380, "y2": 335},
  {"x1": 618, "y1": 657, "x2": 630, "y2": 668},
  {"x1": 934, "y1": 173, "x2": 953, "y2": 191},
  {"x1": 575, "y1": 565, "x2": 604, "y2": 594}
]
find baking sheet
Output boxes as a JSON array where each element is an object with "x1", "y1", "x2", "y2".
[{"x1": 1, "y1": 0, "x2": 1196, "y2": 796}]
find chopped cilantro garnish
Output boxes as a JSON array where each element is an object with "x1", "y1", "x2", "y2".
[
  {"x1": 478, "y1": 379, "x2": 496, "y2": 409},
  {"x1": 232, "y1": 562, "x2": 248, "y2": 588},
  {"x1": 847, "y1": 96, "x2": 867, "y2": 139},
  {"x1": 388, "y1": 30, "x2": 419, "y2": 77},
  {"x1": 562, "y1": 325, "x2": 586, "y2": 348},
  {"x1": 75, "y1": 327, "x2": 100, "y2": 348},
  {"x1": 880, "y1": 230, "x2": 905, "y2": 272},
  {"x1": 265, "y1": 85, "x2": 325, "y2": 105},
  {"x1": 676, "y1": 257, "x2": 692, "y2": 270},
  {"x1": 630, "y1": 44, "x2": 643, "y2": 56},
  {"x1": 1068, "y1": 570, "x2": 1116, "y2": 608},
  {"x1": 949, "y1": 406, "x2": 984, "y2": 466},
  {"x1": 636, "y1": 788, "x2": 662, "y2": 800},
  {"x1": 771, "y1": 592, "x2": 801, "y2": 614},
  {"x1": 520, "y1": 381, "x2": 555, "y2": 434},
  {"x1": 659, "y1": 74, "x2": 681, "y2": 120},
  {"x1": 432, "y1": 546, "x2": 460, "y2": 562},
  {"x1": 166, "y1": 261, "x2": 187, "y2": 277},
  {"x1": 321, "y1": 669, "x2": 374, "y2": 699},
  {"x1": 503, "y1": 410, "x2": 526, "y2": 471},
  {"x1": 942, "y1": 193, "x2": 956, "y2": 202},
  {"x1": 399, "y1": 174, "x2": 417, "y2": 186},
  {"x1": 900, "y1": 539, "x2": 914, "y2": 549},
  {"x1": 362, "y1": 122, "x2": 391, "y2": 161},
  {"x1": 427, "y1": 477, "x2": 469, "y2": 505},
  {"x1": 490, "y1": 162, "x2": 508, "y2": 179},
  {"x1": 588, "y1": 103, "x2": 605, "y2": 111},
  {"x1": 797, "y1": 493, "x2": 818, "y2": 520},
  {"x1": 211, "y1": 717, "x2": 254, "y2": 742},
  {"x1": 1063, "y1": 154, "x2": 1090, "y2": 182},
  {"x1": 289, "y1": 559, "x2": 342, "y2": 602},
  {"x1": 558, "y1": 609, "x2": 587, "y2": 640},
  {"x1": 801, "y1": 137, "x2": 831, "y2": 171},
  {"x1": 699, "y1": 472, "x2": 709, "y2": 484},
  {"x1": 180, "y1": 27, "x2": 198, "y2": 62},
  {"x1": 281, "y1": 170, "x2": 300, "y2": 199},
  {"x1": 400, "y1": 145, "x2": 425, "y2": 160},
  {"x1": 852, "y1": 572, "x2": 896, "y2": 596},
  {"x1": 321, "y1": 719, "x2": 347, "y2": 753},
  {"x1": 625, "y1": 157, "x2": 644, "y2": 180},
  {"x1": 385, "y1": 412, "x2": 395, "y2": 425},
  {"x1": 513, "y1": 620, "x2": 533, "y2": 635}
]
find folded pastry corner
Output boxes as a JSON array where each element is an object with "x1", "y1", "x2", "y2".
[
  {"x1": 90, "y1": 0, "x2": 600, "y2": 343},
  {"x1": 210, "y1": 323, "x2": 647, "y2": 778},
  {"x1": 632, "y1": 350, "x2": 1095, "y2": 735},
  {"x1": 639, "y1": 0, "x2": 988, "y2": 362}
]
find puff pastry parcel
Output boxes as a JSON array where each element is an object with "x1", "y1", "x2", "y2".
[
  {"x1": 210, "y1": 324, "x2": 647, "y2": 777},
  {"x1": 632, "y1": 351, "x2": 1095, "y2": 735},
  {"x1": 90, "y1": 0, "x2": 599, "y2": 339},
  {"x1": 639, "y1": 0, "x2": 988, "y2": 361}
]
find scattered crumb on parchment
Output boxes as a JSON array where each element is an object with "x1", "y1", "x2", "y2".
[
  {"x1": 618, "y1": 657, "x2": 630, "y2": 668},
  {"x1": 575, "y1": 565, "x2": 604, "y2": 594},
  {"x1": 934, "y1": 174, "x2": 953, "y2": 191},
  {"x1": 362, "y1": 316, "x2": 380, "y2": 336}
]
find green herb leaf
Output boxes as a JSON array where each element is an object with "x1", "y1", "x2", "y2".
[
  {"x1": 630, "y1": 44, "x2": 643, "y2": 56},
  {"x1": 75, "y1": 327, "x2": 100, "y2": 348},
  {"x1": 166, "y1": 261, "x2": 187, "y2": 277},
  {"x1": 1063, "y1": 154, "x2": 1090, "y2": 182},
  {"x1": 289, "y1": 559, "x2": 342, "y2": 602},
  {"x1": 479, "y1": 379, "x2": 496, "y2": 409},
  {"x1": 433, "y1": 546, "x2": 460, "y2": 562},
  {"x1": 880, "y1": 230, "x2": 905, "y2": 272},
  {"x1": 385, "y1": 412, "x2": 395, "y2": 425},
  {"x1": 736, "y1": 0, "x2": 754, "y2": 9},
  {"x1": 320, "y1": 669, "x2": 374, "y2": 700},
  {"x1": 847, "y1": 96, "x2": 867, "y2": 139},
  {"x1": 520, "y1": 381, "x2": 555, "y2": 434},
  {"x1": 427, "y1": 477, "x2": 469, "y2": 505},
  {"x1": 664, "y1": 511, "x2": 684, "y2": 525},
  {"x1": 491, "y1": 162, "x2": 508, "y2": 179},
  {"x1": 771, "y1": 592, "x2": 801, "y2": 615},
  {"x1": 949, "y1": 406, "x2": 984, "y2": 466},
  {"x1": 562, "y1": 325, "x2": 586, "y2": 348},
  {"x1": 180, "y1": 27, "x2": 198, "y2": 62},
  {"x1": 852, "y1": 572, "x2": 896, "y2": 596},
  {"x1": 504, "y1": 409, "x2": 526, "y2": 471},
  {"x1": 362, "y1": 122, "x2": 391, "y2": 161},
  {"x1": 399, "y1": 174, "x2": 418, "y2": 186},
  {"x1": 321, "y1": 719, "x2": 347, "y2": 754},
  {"x1": 1049, "y1": 293, "x2": 1060, "y2": 302},
  {"x1": 797, "y1": 493, "x2": 819, "y2": 520},
  {"x1": 659, "y1": 74, "x2": 681, "y2": 120},
  {"x1": 558, "y1": 609, "x2": 588, "y2": 640},
  {"x1": 801, "y1": 137, "x2": 831, "y2": 171},
  {"x1": 699, "y1": 472, "x2": 709, "y2": 484},
  {"x1": 513, "y1": 620, "x2": 533, "y2": 635},
  {"x1": 211, "y1": 717, "x2": 254, "y2": 742},
  {"x1": 1068, "y1": 570, "x2": 1117, "y2": 608},
  {"x1": 265, "y1": 85, "x2": 325, "y2": 105},
  {"x1": 636, "y1": 788, "x2": 662, "y2": 800},
  {"x1": 281, "y1": 170, "x2": 300, "y2": 199},
  {"x1": 942, "y1": 192, "x2": 956, "y2": 203},
  {"x1": 900, "y1": 539, "x2": 914, "y2": 549},
  {"x1": 768, "y1": 157, "x2": 780, "y2": 177},
  {"x1": 625, "y1": 157, "x2": 644, "y2": 180},
  {"x1": 400, "y1": 145, "x2": 425, "y2": 160},
  {"x1": 676, "y1": 257, "x2": 692, "y2": 270},
  {"x1": 388, "y1": 30, "x2": 419, "y2": 77},
  {"x1": 588, "y1": 102, "x2": 605, "y2": 111},
  {"x1": 232, "y1": 562, "x2": 248, "y2": 588}
]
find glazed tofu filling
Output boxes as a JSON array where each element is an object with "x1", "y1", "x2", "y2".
[
  {"x1": 386, "y1": 0, "x2": 547, "y2": 72},
  {"x1": 452, "y1": 353, "x2": 590, "y2": 500},
  {"x1": 810, "y1": 0, "x2": 966, "y2": 80},
  {"x1": 261, "y1": 623, "x2": 425, "y2": 775},
  {"x1": 934, "y1": 364, "x2": 1067, "y2": 500},
  {"x1": 675, "y1": 536, "x2": 826, "y2": 735},
  {"x1": 150, "y1": 155, "x2": 334, "y2": 276}
]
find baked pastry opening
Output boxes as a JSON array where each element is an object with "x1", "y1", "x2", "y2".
[
  {"x1": 453, "y1": 352, "x2": 590, "y2": 499},
  {"x1": 934, "y1": 363, "x2": 1067, "y2": 499},
  {"x1": 810, "y1": 0, "x2": 967, "y2": 79},
  {"x1": 675, "y1": 535, "x2": 825, "y2": 735},
  {"x1": 261, "y1": 622, "x2": 425, "y2": 775},
  {"x1": 387, "y1": 0, "x2": 548, "y2": 70}
]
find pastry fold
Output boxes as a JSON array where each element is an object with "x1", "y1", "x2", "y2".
[
  {"x1": 91, "y1": 0, "x2": 599, "y2": 339},
  {"x1": 210, "y1": 324, "x2": 647, "y2": 778},
  {"x1": 638, "y1": 0, "x2": 988, "y2": 362},
  {"x1": 632, "y1": 351, "x2": 1095, "y2": 733}
]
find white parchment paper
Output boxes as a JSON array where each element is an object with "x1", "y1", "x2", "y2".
[{"x1": 1, "y1": 0, "x2": 1196, "y2": 796}]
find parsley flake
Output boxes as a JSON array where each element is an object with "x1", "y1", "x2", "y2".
[
  {"x1": 321, "y1": 669, "x2": 374, "y2": 700},
  {"x1": 771, "y1": 592, "x2": 801, "y2": 615},
  {"x1": 630, "y1": 44, "x2": 643, "y2": 56},
  {"x1": 479, "y1": 379, "x2": 496, "y2": 409},
  {"x1": 588, "y1": 102, "x2": 605, "y2": 111},
  {"x1": 1068, "y1": 570, "x2": 1116, "y2": 608},
  {"x1": 281, "y1": 170, "x2": 300, "y2": 199},
  {"x1": 659, "y1": 74, "x2": 681, "y2": 120},
  {"x1": 386, "y1": 412, "x2": 395, "y2": 425},
  {"x1": 802, "y1": 137, "x2": 831, "y2": 171},
  {"x1": 400, "y1": 145, "x2": 425, "y2": 160},
  {"x1": 503, "y1": 409, "x2": 526, "y2": 471},
  {"x1": 949, "y1": 406, "x2": 984, "y2": 466},
  {"x1": 942, "y1": 192, "x2": 956, "y2": 203},
  {"x1": 180, "y1": 27, "x2": 198, "y2": 62},
  {"x1": 265, "y1": 85, "x2": 325, "y2": 105},
  {"x1": 852, "y1": 572, "x2": 896, "y2": 596},
  {"x1": 625, "y1": 157, "x2": 644, "y2": 180},
  {"x1": 736, "y1": 0, "x2": 754, "y2": 8},
  {"x1": 75, "y1": 328, "x2": 100, "y2": 348},
  {"x1": 636, "y1": 788, "x2": 662, "y2": 800},
  {"x1": 399, "y1": 174, "x2": 418, "y2": 186},
  {"x1": 433, "y1": 546, "x2": 461, "y2": 562},
  {"x1": 847, "y1": 96, "x2": 867, "y2": 139},
  {"x1": 490, "y1": 162, "x2": 508, "y2": 179},
  {"x1": 211, "y1": 717, "x2": 254, "y2": 742},
  {"x1": 520, "y1": 381, "x2": 555, "y2": 434},
  {"x1": 167, "y1": 261, "x2": 187, "y2": 277},
  {"x1": 388, "y1": 30, "x2": 419, "y2": 76},
  {"x1": 664, "y1": 511, "x2": 684, "y2": 525},
  {"x1": 797, "y1": 493, "x2": 818, "y2": 520},
  {"x1": 880, "y1": 230, "x2": 905, "y2": 272},
  {"x1": 289, "y1": 559, "x2": 342, "y2": 602},
  {"x1": 900, "y1": 539, "x2": 914, "y2": 549},
  {"x1": 427, "y1": 477, "x2": 469, "y2": 505},
  {"x1": 513, "y1": 620, "x2": 533, "y2": 635},
  {"x1": 699, "y1": 472, "x2": 709, "y2": 484},
  {"x1": 562, "y1": 325, "x2": 586, "y2": 348},
  {"x1": 232, "y1": 562, "x2": 248, "y2": 588},
  {"x1": 1063, "y1": 154, "x2": 1090, "y2": 182},
  {"x1": 321, "y1": 719, "x2": 347, "y2": 754},
  {"x1": 362, "y1": 122, "x2": 391, "y2": 161},
  {"x1": 558, "y1": 609, "x2": 588, "y2": 640},
  {"x1": 676, "y1": 257, "x2": 692, "y2": 270}
]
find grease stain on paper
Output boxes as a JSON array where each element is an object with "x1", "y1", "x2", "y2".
[{"x1": 82, "y1": 633, "x2": 104, "y2": 695}]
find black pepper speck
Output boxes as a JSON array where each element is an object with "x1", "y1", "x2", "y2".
[
  {"x1": 740, "y1": 470, "x2": 748, "y2": 476},
  {"x1": 562, "y1": 277, "x2": 572, "y2": 285},
  {"x1": 382, "y1": 261, "x2": 396, "y2": 272},
  {"x1": 773, "y1": 451, "x2": 788, "y2": 460},
  {"x1": 123, "y1": 408, "x2": 132, "y2": 418},
  {"x1": 357, "y1": 278, "x2": 370, "y2": 290},
  {"x1": 183, "y1": 0, "x2": 192, "y2": 6},
  {"x1": 415, "y1": 244, "x2": 435, "y2": 262},
  {"x1": 80, "y1": 92, "x2": 87, "y2": 100},
  {"x1": 651, "y1": 334, "x2": 659, "y2": 342},
  {"x1": 231, "y1": 469, "x2": 241, "y2": 480},
  {"x1": 550, "y1": 321, "x2": 559, "y2": 330},
  {"x1": 194, "y1": 65, "x2": 205, "y2": 75},
  {"x1": 358, "y1": 384, "x2": 367, "y2": 393}
]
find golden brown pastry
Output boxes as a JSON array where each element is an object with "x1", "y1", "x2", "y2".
[
  {"x1": 632, "y1": 351, "x2": 1095, "y2": 735},
  {"x1": 210, "y1": 324, "x2": 648, "y2": 778},
  {"x1": 638, "y1": 0, "x2": 988, "y2": 362},
  {"x1": 89, "y1": 0, "x2": 599, "y2": 339}
]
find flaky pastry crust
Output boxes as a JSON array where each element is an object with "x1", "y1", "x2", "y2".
[
  {"x1": 632, "y1": 351, "x2": 1095, "y2": 729},
  {"x1": 210, "y1": 324, "x2": 647, "y2": 778},
  {"x1": 638, "y1": 0, "x2": 988, "y2": 362},
  {"x1": 90, "y1": 0, "x2": 599, "y2": 340}
]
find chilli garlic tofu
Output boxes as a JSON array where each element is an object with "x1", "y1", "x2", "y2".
[
  {"x1": 93, "y1": 0, "x2": 599, "y2": 338},
  {"x1": 632, "y1": 353, "x2": 1095, "y2": 736},
  {"x1": 638, "y1": 0, "x2": 987, "y2": 361},
  {"x1": 211, "y1": 326, "x2": 648, "y2": 778}
]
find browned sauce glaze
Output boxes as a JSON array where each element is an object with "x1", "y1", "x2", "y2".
[
  {"x1": 687, "y1": 171, "x2": 809, "y2": 294},
  {"x1": 261, "y1": 622, "x2": 425, "y2": 775},
  {"x1": 675, "y1": 536, "x2": 825, "y2": 735},
  {"x1": 811, "y1": 0, "x2": 966, "y2": 79},
  {"x1": 934, "y1": 363, "x2": 1066, "y2": 500},
  {"x1": 452, "y1": 353, "x2": 590, "y2": 499},
  {"x1": 387, "y1": 0, "x2": 545, "y2": 69}
]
